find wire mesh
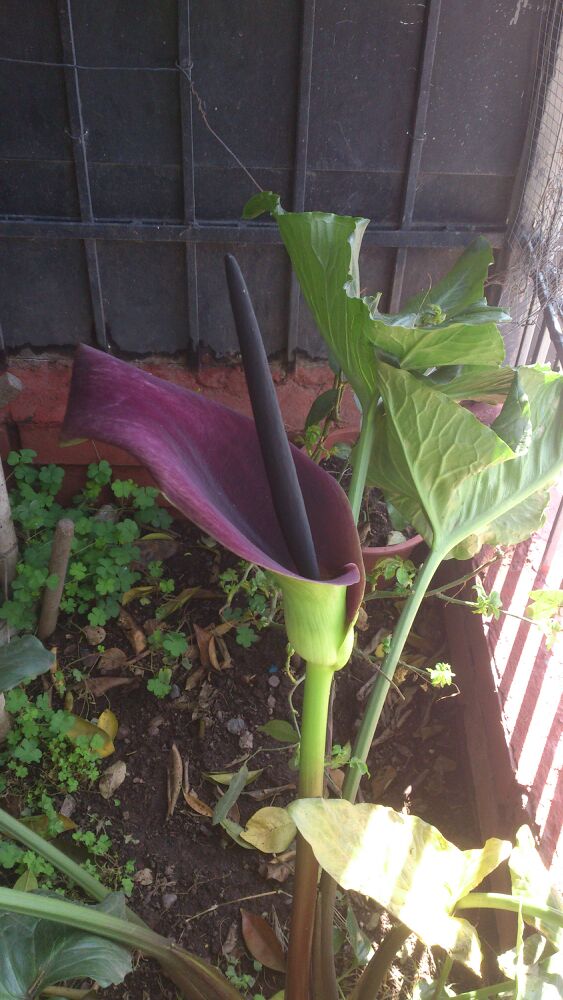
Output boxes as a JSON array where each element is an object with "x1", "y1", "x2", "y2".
[{"x1": 504, "y1": 0, "x2": 562, "y2": 368}]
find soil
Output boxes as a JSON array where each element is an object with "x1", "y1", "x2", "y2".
[
  {"x1": 2, "y1": 518, "x2": 481, "y2": 999},
  {"x1": 321, "y1": 453, "x2": 416, "y2": 548}
]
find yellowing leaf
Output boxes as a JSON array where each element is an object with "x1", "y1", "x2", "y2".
[
  {"x1": 204, "y1": 769, "x2": 263, "y2": 787},
  {"x1": 97, "y1": 709, "x2": 119, "y2": 743},
  {"x1": 240, "y1": 807, "x2": 296, "y2": 854},
  {"x1": 18, "y1": 814, "x2": 77, "y2": 837},
  {"x1": 122, "y1": 585, "x2": 155, "y2": 606},
  {"x1": 66, "y1": 716, "x2": 114, "y2": 757},
  {"x1": 288, "y1": 799, "x2": 511, "y2": 974},
  {"x1": 509, "y1": 826, "x2": 563, "y2": 947}
]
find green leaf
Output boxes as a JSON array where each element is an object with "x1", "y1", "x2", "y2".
[
  {"x1": 257, "y1": 720, "x2": 299, "y2": 743},
  {"x1": 423, "y1": 365, "x2": 515, "y2": 403},
  {"x1": 401, "y1": 237, "x2": 498, "y2": 318},
  {"x1": 242, "y1": 191, "x2": 283, "y2": 219},
  {"x1": 367, "y1": 363, "x2": 563, "y2": 560},
  {"x1": 526, "y1": 590, "x2": 563, "y2": 623},
  {"x1": 0, "y1": 893, "x2": 132, "y2": 997},
  {"x1": 212, "y1": 764, "x2": 250, "y2": 827},
  {"x1": 245, "y1": 199, "x2": 376, "y2": 411},
  {"x1": 509, "y1": 826, "x2": 563, "y2": 948},
  {"x1": 288, "y1": 799, "x2": 511, "y2": 974},
  {"x1": 244, "y1": 199, "x2": 507, "y2": 412},
  {"x1": 12, "y1": 870, "x2": 38, "y2": 892},
  {"x1": 491, "y1": 370, "x2": 532, "y2": 455},
  {"x1": 364, "y1": 308, "x2": 505, "y2": 372},
  {"x1": 304, "y1": 388, "x2": 340, "y2": 430},
  {"x1": 0, "y1": 636, "x2": 54, "y2": 693}
]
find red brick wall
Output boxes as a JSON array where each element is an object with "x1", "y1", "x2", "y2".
[{"x1": 1, "y1": 352, "x2": 358, "y2": 489}]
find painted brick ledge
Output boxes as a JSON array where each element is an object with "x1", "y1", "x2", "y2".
[{"x1": 1, "y1": 353, "x2": 358, "y2": 468}]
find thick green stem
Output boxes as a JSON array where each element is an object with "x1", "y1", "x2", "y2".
[
  {"x1": 348, "y1": 399, "x2": 378, "y2": 524},
  {"x1": 318, "y1": 552, "x2": 443, "y2": 999},
  {"x1": 0, "y1": 806, "x2": 146, "y2": 926},
  {"x1": 349, "y1": 924, "x2": 410, "y2": 1000},
  {"x1": 286, "y1": 662, "x2": 334, "y2": 1000},
  {"x1": 456, "y1": 892, "x2": 563, "y2": 928},
  {"x1": 344, "y1": 550, "x2": 443, "y2": 803}
]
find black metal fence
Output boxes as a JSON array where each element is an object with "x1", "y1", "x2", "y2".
[{"x1": 0, "y1": 1, "x2": 545, "y2": 361}]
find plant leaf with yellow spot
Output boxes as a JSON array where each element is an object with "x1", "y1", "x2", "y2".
[{"x1": 288, "y1": 799, "x2": 511, "y2": 974}]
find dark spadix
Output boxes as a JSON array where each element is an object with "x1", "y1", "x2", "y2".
[{"x1": 224, "y1": 253, "x2": 319, "y2": 582}]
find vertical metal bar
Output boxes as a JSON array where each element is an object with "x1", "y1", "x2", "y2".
[
  {"x1": 57, "y1": 0, "x2": 108, "y2": 349},
  {"x1": 287, "y1": 0, "x2": 316, "y2": 361},
  {"x1": 178, "y1": 0, "x2": 200, "y2": 364},
  {"x1": 540, "y1": 494, "x2": 563, "y2": 578},
  {"x1": 389, "y1": 0, "x2": 442, "y2": 313}
]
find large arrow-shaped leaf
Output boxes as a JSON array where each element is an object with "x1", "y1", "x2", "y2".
[
  {"x1": 367, "y1": 363, "x2": 563, "y2": 559},
  {"x1": 245, "y1": 191, "x2": 377, "y2": 410},
  {"x1": 401, "y1": 236, "x2": 501, "y2": 318},
  {"x1": 288, "y1": 798, "x2": 510, "y2": 975},
  {"x1": 0, "y1": 636, "x2": 54, "y2": 693},
  {"x1": 244, "y1": 194, "x2": 506, "y2": 403},
  {"x1": 0, "y1": 894, "x2": 132, "y2": 998}
]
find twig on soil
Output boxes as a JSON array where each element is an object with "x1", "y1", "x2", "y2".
[{"x1": 184, "y1": 889, "x2": 291, "y2": 924}]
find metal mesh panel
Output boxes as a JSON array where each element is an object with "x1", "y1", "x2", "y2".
[{"x1": 504, "y1": 0, "x2": 562, "y2": 368}]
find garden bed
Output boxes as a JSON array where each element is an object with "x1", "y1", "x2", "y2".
[{"x1": 0, "y1": 461, "x2": 481, "y2": 1000}]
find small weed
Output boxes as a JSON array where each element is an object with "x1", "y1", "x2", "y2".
[
  {"x1": 0, "y1": 689, "x2": 101, "y2": 804},
  {"x1": 219, "y1": 562, "x2": 281, "y2": 646},
  {"x1": 1, "y1": 452, "x2": 172, "y2": 631}
]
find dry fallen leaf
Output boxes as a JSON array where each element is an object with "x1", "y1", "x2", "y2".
[
  {"x1": 84, "y1": 676, "x2": 135, "y2": 697},
  {"x1": 118, "y1": 607, "x2": 147, "y2": 654},
  {"x1": 240, "y1": 909, "x2": 286, "y2": 972},
  {"x1": 136, "y1": 536, "x2": 179, "y2": 564},
  {"x1": 221, "y1": 920, "x2": 243, "y2": 961},
  {"x1": 98, "y1": 647, "x2": 128, "y2": 674},
  {"x1": 240, "y1": 807, "x2": 296, "y2": 853},
  {"x1": 193, "y1": 623, "x2": 212, "y2": 667},
  {"x1": 208, "y1": 634, "x2": 232, "y2": 672},
  {"x1": 182, "y1": 788, "x2": 214, "y2": 818},
  {"x1": 134, "y1": 867, "x2": 154, "y2": 886},
  {"x1": 185, "y1": 665, "x2": 205, "y2": 692},
  {"x1": 370, "y1": 764, "x2": 398, "y2": 800},
  {"x1": 167, "y1": 743, "x2": 183, "y2": 820},
  {"x1": 260, "y1": 859, "x2": 294, "y2": 883},
  {"x1": 97, "y1": 709, "x2": 119, "y2": 742},
  {"x1": 84, "y1": 625, "x2": 106, "y2": 646},
  {"x1": 99, "y1": 760, "x2": 127, "y2": 799}
]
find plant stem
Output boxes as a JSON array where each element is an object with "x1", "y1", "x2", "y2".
[
  {"x1": 0, "y1": 807, "x2": 125, "y2": 909},
  {"x1": 348, "y1": 399, "x2": 378, "y2": 524},
  {"x1": 286, "y1": 662, "x2": 334, "y2": 1000},
  {"x1": 364, "y1": 554, "x2": 499, "y2": 603},
  {"x1": 344, "y1": 549, "x2": 443, "y2": 803},
  {"x1": 318, "y1": 551, "x2": 443, "y2": 1000},
  {"x1": 432, "y1": 955, "x2": 454, "y2": 999},
  {"x1": 349, "y1": 924, "x2": 410, "y2": 1000},
  {"x1": 456, "y1": 892, "x2": 563, "y2": 929},
  {"x1": 450, "y1": 984, "x2": 514, "y2": 999},
  {"x1": 0, "y1": 889, "x2": 239, "y2": 1000}
]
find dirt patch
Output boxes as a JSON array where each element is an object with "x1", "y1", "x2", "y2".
[{"x1": 2, "y1": 518, "x2": 479, "y2": 998}]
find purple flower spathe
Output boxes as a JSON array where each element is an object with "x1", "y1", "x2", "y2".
[{"x1": 62, "y1": 346, "x2": 364, "y2": 623}]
